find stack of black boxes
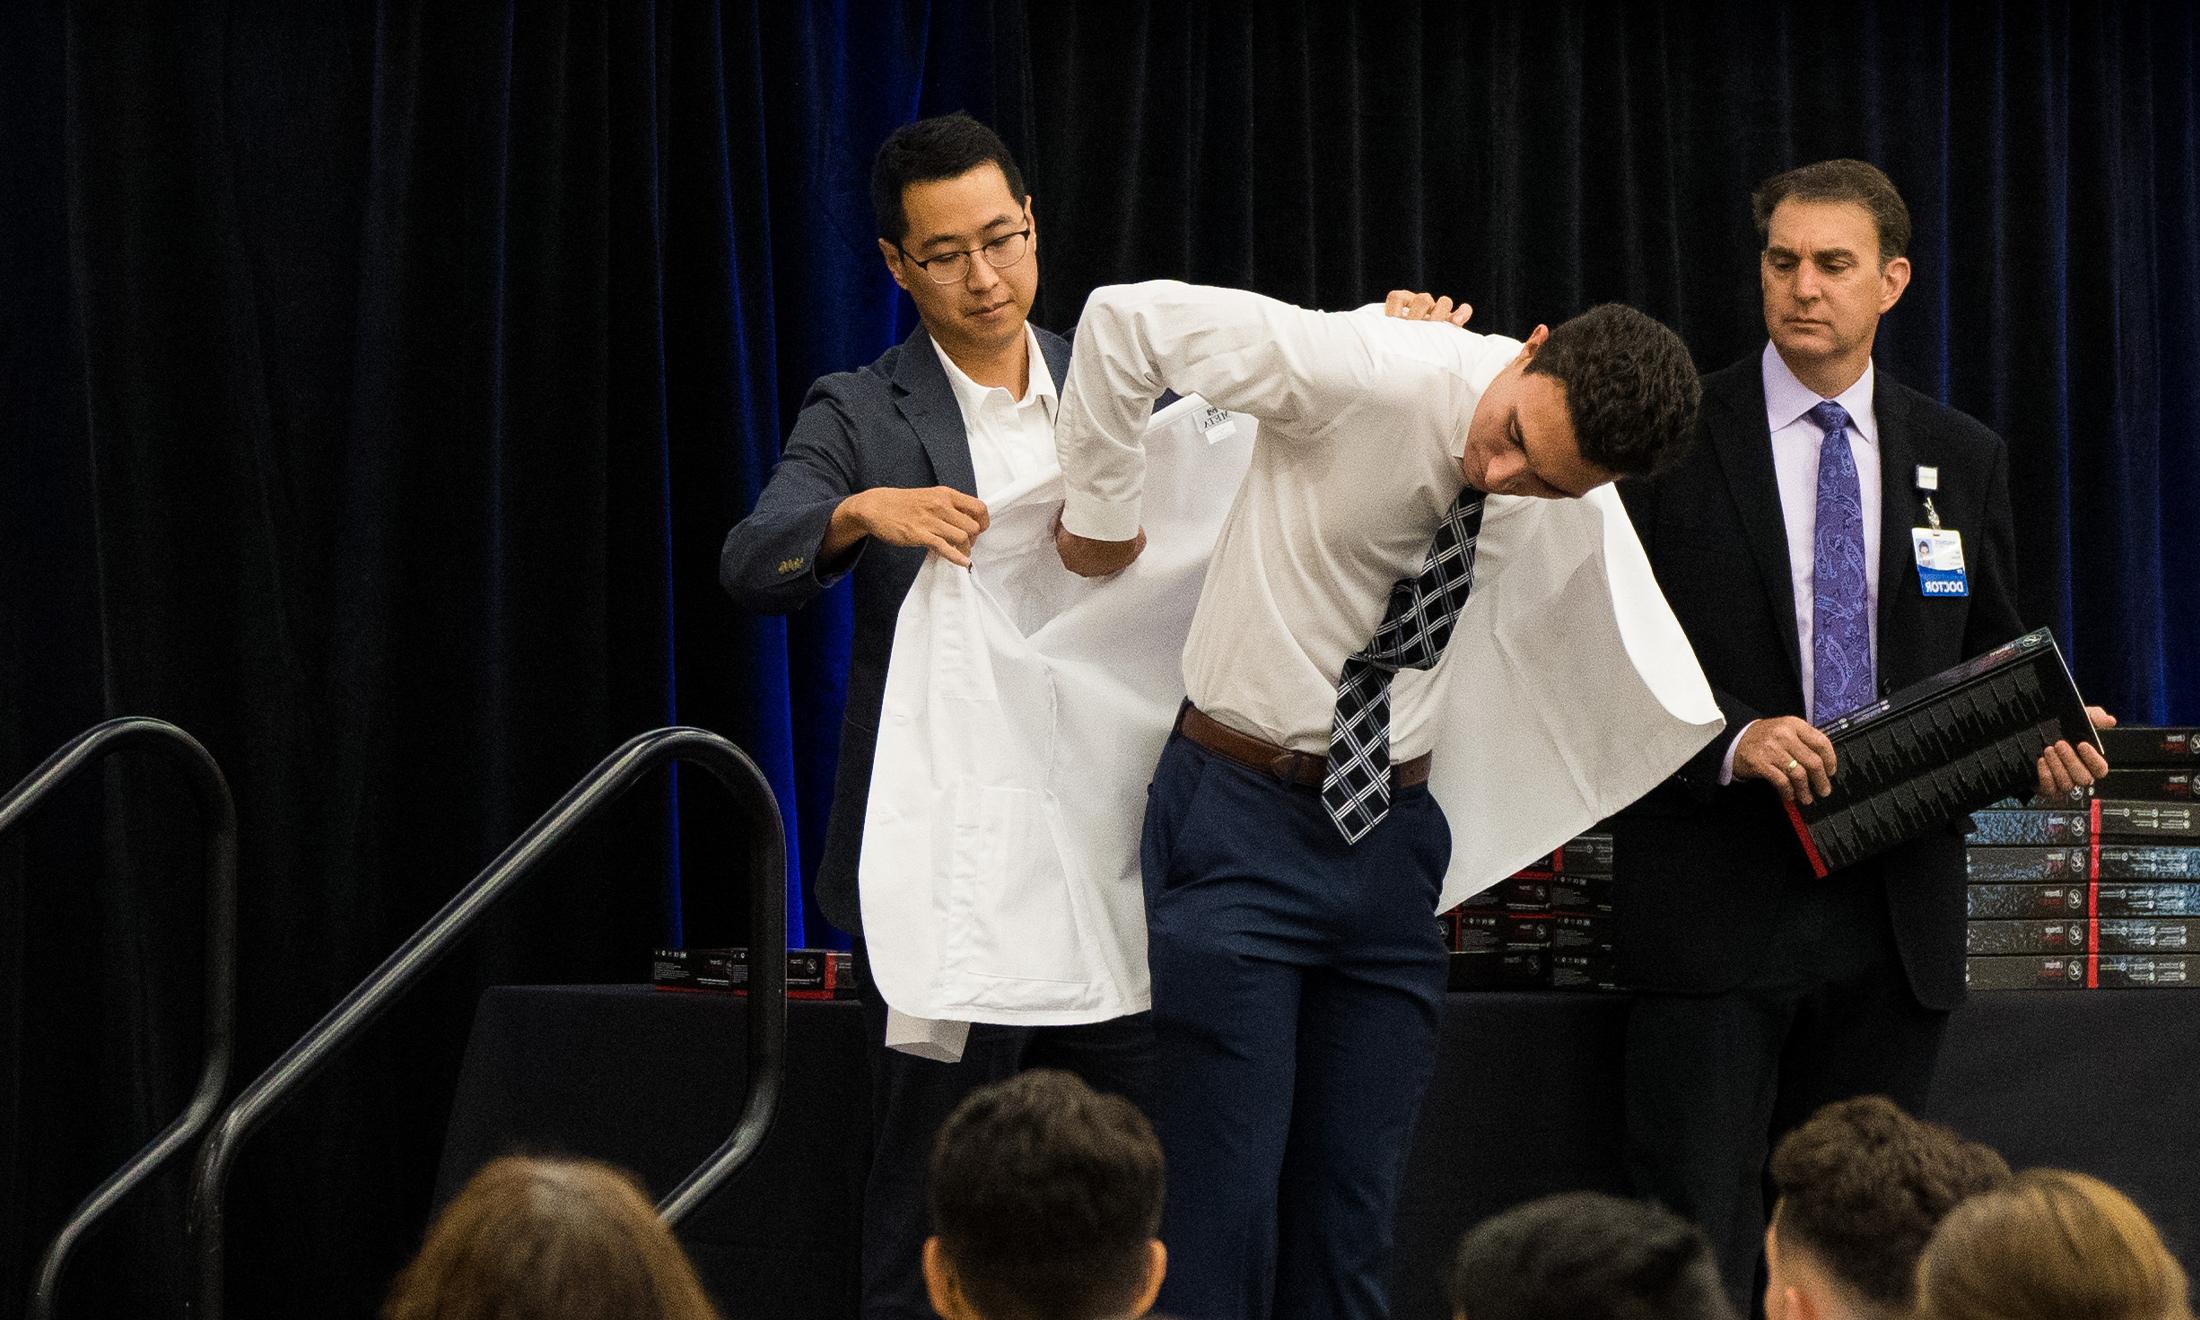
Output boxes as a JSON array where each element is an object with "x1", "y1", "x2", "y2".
[
  {"x1": 1442, "y1": 832, "x2": 1617, "y2": 990},
  {"x1": 1964, "y1": 726, "x2": 2200, "y2": 990}
]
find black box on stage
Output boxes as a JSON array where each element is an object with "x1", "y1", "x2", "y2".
[
  {"x1": 1785, "y1": 629, "x2": 2096, "y2": 876},
  {"x1": 1967, "y1": 883, "x2": 2200, "y2": 920},
  {"x1": 1448, "y1": 948, "x2": 1550, "y2": 990},
  {"x1": 1552, "y1": 911, "x2": 1616, "y2": 956},
  {"x1": 1457, "y1": 877, "x2": 1553, "y2": 912},
  {"x1": 1551, "y1": 874, "x2": 1618, "y2": 914},
  {"x1": 1966, "y1": 809, "x2": 2091, "y2": 846},
  {"x1": 2085, "y1": 769, "x2": 2198, "y2": 803},
  {"x1": 1560, "y1": 833, "x2": 1616, "y2": 876},
  {"x1": 1965, "y1": 847, "x2": 2087, "y2": 883},
  {"x1": 1455, "y1": 909, "x2": 1553, "y2": 952},
  {"x1": 1966, "y1": 919, "x2": 2199, "y2": 955},
  {"x1": 1506, "y1": 833, "x2": 1615, "y2": 879},
  {"x1": 1965, "y1": 844, "x2": 2200, "y2": 884},
  {"x1": 1967, "y1": 884, "x2": 2089, "y2": 919},
  {"x1": 1981, "y1": 801, "x2": 2200, "y2": 842},
  {"x1": 2097, "y1": 726, "x2": 2200, "y2": 767},
  {"x1": 1967, "y1": 954, "x2": 2198, "y2": 991},
  {"x1": 1550, "y1": 951, "x2": 1624, "y2": 992},
  {"x1": 2097, "y1": 802, "x2": 2200, "y2": 840},
  {"x1": 651, "y1": 947, "x2": 861, "y2": 1000}
]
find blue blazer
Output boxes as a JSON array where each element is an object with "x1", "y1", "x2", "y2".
[{"x1": 720, "y1": 323, "x2": 1075, "y2": 933}]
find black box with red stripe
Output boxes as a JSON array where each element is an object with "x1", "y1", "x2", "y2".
[
  {"x1": 1966, "y1": 954, "x2": 2198, "y2": 990},
  {"x1": 651, "y1": 947, "x2": 861, "y2": 1000}
]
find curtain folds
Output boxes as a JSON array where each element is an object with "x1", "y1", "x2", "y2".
[{"x1": 2, "y1": 2, "x2": 2193, "y2": 1314}]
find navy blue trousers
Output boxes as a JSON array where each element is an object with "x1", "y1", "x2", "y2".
[{"x1": 1142, "y1": 733, "x2": 1453, "y2": 1320}]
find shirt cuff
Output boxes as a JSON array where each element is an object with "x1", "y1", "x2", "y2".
[
  {"x1": 1718, "y1": 722, "x2": 1751, "y2": 786},
  {"x1": 1060, "y1": 489, "x2": 1143, "y2": 543}
]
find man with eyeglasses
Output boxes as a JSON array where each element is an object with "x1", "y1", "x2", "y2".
[{"x1": 719, "y1": 112, "x2": 1154, "y2": 1320}]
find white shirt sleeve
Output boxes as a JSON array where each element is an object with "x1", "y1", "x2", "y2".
[
  {"x1": 1720, "y1": 722, "x2": 1752, "y2": 785},
  {"x1": 1055, "y1": 280, "x2": 1395, "y2": 541}
]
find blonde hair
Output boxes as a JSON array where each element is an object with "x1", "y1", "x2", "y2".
[
  {"x1": 1913, "y1": 1169, "x2": 2193, "y2": 1320},
  {"x1": 382, "y1": 1155, "x2": 723, "y2": 1320}
]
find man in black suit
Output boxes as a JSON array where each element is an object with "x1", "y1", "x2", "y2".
[
  {"x1": 718, "y1": 113, "x2": 1151, "y2": 1320},
  {"x1": 1611, "y1": 159, "x2": 2110, "y2": 1308}
]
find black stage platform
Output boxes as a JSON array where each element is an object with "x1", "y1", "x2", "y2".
[{"x1": 436, "y1": 985, "x2": 2197, "y2": 1320}]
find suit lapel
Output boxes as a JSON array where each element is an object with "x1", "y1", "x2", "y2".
[
  {"x1": 1708, "y1": 364, "x2": 1806, "y2": 690},
  {"x1": 890, "y1": 326, "x2": 978, "y2": 497},
  {"x1": 1035, "y1": 325, "x2": 1073, "y2": 396},
  {"x1": 1873, "y1": 375, "x2": 1922, "y2": 685}
]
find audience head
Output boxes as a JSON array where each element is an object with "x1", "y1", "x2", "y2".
[
  {"x1": 1447, "y1": 1191, "x2": 1738, "y2": 1320},
  {"x1": 1913, "y1": 1168, "x2": 2194, "y2": 1320},
  {"x1": 925, "y1": 1068, "x2": 1166, "y2": 1320},
  {"x1": 381, "y1": 1155, "x2": 721, "y2": 1320},
  {"x1": 1763, "y1": 1095, "x2": 2010, "y2": 1320}
]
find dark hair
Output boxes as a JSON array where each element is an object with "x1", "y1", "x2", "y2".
[
  {"x1": 929, "y1": 1069, "x2": 1164, "y2": 1320},
  {"x1": 1752, "y1": 159, "x2": 1912, "y2": 263},
  {"x1": 871, "y1": 111, "x2": 1027, "y2": 245},
  {"x1": 1768, "y1": 1096, "x2": 2011, "y2": 1313},
  {"x1": 1523, "y1": 304, "x2": 1701, "y2": 478},
  {"x1": 1914, "y1": 1169, "x2": 2194, "y2": 1320},
  {"x1": 382, "y1": 1156, "x2": 722, "y2": 1320},
  {"x1": 1447, "y1": 1192, "x2": 1738, "y2": 1320}
]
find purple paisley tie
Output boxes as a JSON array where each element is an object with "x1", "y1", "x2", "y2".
[{"x1": 1808, "y1": 400, "x2": 1875, "y2": 720}]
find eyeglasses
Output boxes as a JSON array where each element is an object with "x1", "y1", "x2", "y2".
[{"x1": 896, "y1": 221, "x2": 1033, "y2": 285}]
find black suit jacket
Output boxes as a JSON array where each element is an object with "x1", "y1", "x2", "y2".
[
  {"x1": 719, "y1": 323, "x2": 1075, "y2": 933},
  {"x1": 1612, "y1": 352, "x2": 2023, "y2": 1010}
]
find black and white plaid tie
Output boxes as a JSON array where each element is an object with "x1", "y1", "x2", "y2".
[{"x1": 1321, "y1": 488, "x2": 1485, "y2": 843}]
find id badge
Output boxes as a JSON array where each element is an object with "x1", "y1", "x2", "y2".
[{"x1": 1913, "y1": 527, "x2": 1968, "y2": 597}]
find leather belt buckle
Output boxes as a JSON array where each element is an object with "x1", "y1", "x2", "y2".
[{"x1": 1269, "y1": 751, "x2": 1304, "y2": 783}]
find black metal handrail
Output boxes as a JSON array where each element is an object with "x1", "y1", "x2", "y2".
[
  {"x1": 184, "y1": 726, "x2": 787, "y2": 1320},
  {"x1": 3, "y1": 717, "x2": 238, "y2": 1320}
]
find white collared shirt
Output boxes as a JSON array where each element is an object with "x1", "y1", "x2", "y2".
[
  {"x1": 1054, "y1": 280, "x2": 1521, "y2": 757},
  {"x1": 933, "y1": 324, "x2": 1060, "y2": 501},
  {"x1": 1762, "y1": 341, "x2": 1883, "y2": 718}
]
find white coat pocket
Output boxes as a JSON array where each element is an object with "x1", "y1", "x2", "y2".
[{"x1": 938, "y1": 781, "x2": 1096, "y2": 1004}]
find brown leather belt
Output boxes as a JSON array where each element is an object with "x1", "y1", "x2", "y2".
[{"x1": 1176, "y1": 704, "x2": 1432, "y2": 790}]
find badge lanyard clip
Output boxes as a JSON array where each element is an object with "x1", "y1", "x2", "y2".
[{"x1": 1915, "y1": 464, "x2": 1943, "y2": 530}]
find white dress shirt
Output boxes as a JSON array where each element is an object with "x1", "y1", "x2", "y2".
[
  {"x1": 1721, "y1": 343, "x2": 1884, "y2": 780},
  {"x1": 933, "y1": 323, "x2": 1059, "y2": 500},
  {"x1": 1055, "y1": 280, "x2": 1523, "y2": 757}
]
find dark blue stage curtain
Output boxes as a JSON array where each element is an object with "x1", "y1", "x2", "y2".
[
  {"x1": 2, "y1": 2, "x2": 2196, "y2": 1317},
  {"x1": 0, "y1": 2, "x2": 989, "y2": 1315},
  {"x1": 1008, "y1": 1, "x2": 2200, "y2": 723}
]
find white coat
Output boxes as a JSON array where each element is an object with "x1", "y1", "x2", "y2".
[{"x1": 859, "y1": 395, "x2": 1721, "y2": 1056}]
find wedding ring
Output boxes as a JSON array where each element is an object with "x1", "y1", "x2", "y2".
[{"x1": 1784, "y1": 757, "x2": 1801, "y2": 772}]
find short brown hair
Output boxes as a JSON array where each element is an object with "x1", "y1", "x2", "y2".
[
  {"x1": 1768, "y1": 1096, "x2": 2009, "y2": 1313},
  {"x1": 1913, "y1": 1169, "x2": 2195, "y2": 1320},
  {"x1": 382, "y1": 1156, "x2": 722, "y2": 1320},
  {"x1": 1752, "y1": 159, "x2": 1912, "y2": 263},
  {"x1": 929, "y1": 1069, "x2": 1164, "y2": 1320}
]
